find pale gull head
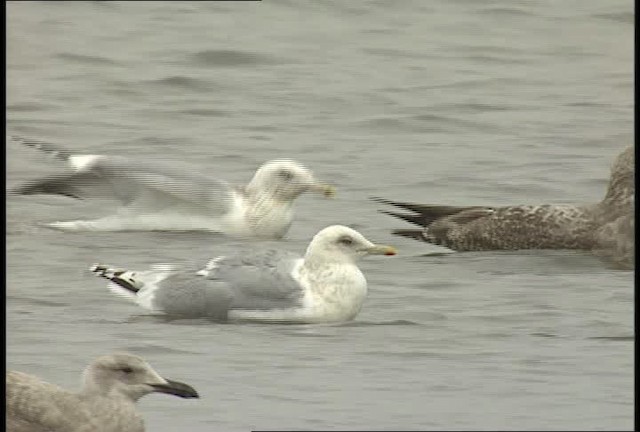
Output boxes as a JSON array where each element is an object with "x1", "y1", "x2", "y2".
[
  {"x1": 81, "y1": 353, "x2": 199, "y2": 402},
  {"x1": 246, "y1": 159, "x2": 335, "y2": 202},
  {"x1": 295, "y1": 225, "x2": 397, "y2": 322},
  {"x1": 304, "y1": 225, "x2": 397, "y2": 265}
]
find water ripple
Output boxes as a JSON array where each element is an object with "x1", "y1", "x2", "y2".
[
  {"x1": 189, "y1": 49, "x2": 282, "y2": 67},
  {"x1": 55, "y1": 52, "x2": 120, "y2": 66},
  {"x1": 143, "y1": 76, "x2": 214, "y2": 92}
]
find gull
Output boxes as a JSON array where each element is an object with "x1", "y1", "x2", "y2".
[
  {"x1": 6, "y1": 352, "x2": 199, "y2": 432},
  {"x1": 374, "y1": 146, "x2": 634, "y2": 268},
  {"x1": 90, "y1": 225, "x2": 397, "y2": 323},
  {"x1": 11, "y1": 135, "x2": 335, "y2": 238}
]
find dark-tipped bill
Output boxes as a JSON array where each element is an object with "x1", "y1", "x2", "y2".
[
  {"x1": 366, "y1": 244, "x2": 398, "y2": 256},
  {"x1": 311, "y1": 183, "x2": 336, "y2": 198},
  {"x1": 151, "y1": 379, "x2": 200, "y2": 399}
]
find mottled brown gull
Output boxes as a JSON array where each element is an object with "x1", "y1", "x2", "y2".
[
  {"x1": 10, "y1": 135, "x2": 335, "y2": 238},
  {"x1": 90, "y1": 225, "x2": 397, "y2": 323},
  {"x1": 6, "y1": 353, "x2": 199, "y2": 432},
  {"x1": 374, "y1": 146, "x2": 634, "y2": 268}
]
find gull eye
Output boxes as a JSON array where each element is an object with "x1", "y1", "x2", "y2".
[
  {"x1": 338, "y1": 236, "x2": 353, "y2": 246},
  {"x1": 120, "y1": 366, "x2": 134, "y2": 374},
  {"x1": 278, "y1": 170, "x2": 294, "y2": 181}
]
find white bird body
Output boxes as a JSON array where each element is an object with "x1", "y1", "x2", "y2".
[
  {"x1": 12, "y1": 136, "x2": 334, "y2": 238},
  {"x1": 91, "y1": 225, "x2": 396, "y2": 323}
]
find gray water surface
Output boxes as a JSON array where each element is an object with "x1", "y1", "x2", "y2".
[{"x1": 7, "y1": 1, "x2": 633, "y2": 431}]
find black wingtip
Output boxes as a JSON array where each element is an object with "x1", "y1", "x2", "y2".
[
  {"x1": 10, "y1": 182, "x2": 43, "y2": 196},
  {"x1": 391, "y1": 229, "x2": 426, "y2": 241},
  {"x1": 90, "y1": 265, "x2": 141, "y2": 294},
  {"x1": 370, "y1": 196, "x2": 407, "y2": 207},
  {"x1": 370, "y1": 196, "x2": 390, "y2": 204},
  {"x1": 11, "y1": 135, "x2": 72, "y2": 161},
  {"x1": 374, "y1": 197, "x2": 491, "y2": 227},
  {"x1": 378, "y1": 209, "x2": 426, "y2": 227},
  {"x1": 371, "y1": 196, "x2": 431, "y2": 213},
  {"x1": 10, "y1": 175, "x2": 85, "y2": 200}
]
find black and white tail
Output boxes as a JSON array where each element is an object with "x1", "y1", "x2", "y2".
[
  {"x1": 11, "y1": 135, "x2": 73, "y2": 162},
  {"x1": 90, "y1": 264, "x2": 144, "y2": 299}
]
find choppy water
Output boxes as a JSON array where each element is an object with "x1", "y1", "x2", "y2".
[{"x1": 6, "y1": 1, "x2": 633, "y2": 431}]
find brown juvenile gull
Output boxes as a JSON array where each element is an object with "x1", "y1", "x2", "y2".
[
  {"x1": 10, "y1": 135, "x2": 335, "y2": 238},
  {"x1": 373, "y1": 146, "x2": 634, "y2": 267},
  {"x1": 6, "y1": 352, "x2": 199, "y2": 432},
  {"x1": 90, "y1": 225, "x2": 397, "y2": 323}
]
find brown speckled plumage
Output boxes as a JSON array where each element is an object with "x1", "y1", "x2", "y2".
[
  {"x1": 375, "y1": 146, "x2": 634, "y2": 267},
  {"x1": 6, "y1": 353, "x2": 198, "y2": 432}
]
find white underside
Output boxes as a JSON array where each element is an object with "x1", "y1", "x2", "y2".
[
  {"x1": 69, "y1": 154, "x2": 104, "y2": 172},
  {"x1": 228, "y1": 261, "x2": 368, "y2": 324},
  {"x1": 102, "y1": 259, "x2": 368, "y2": 324},
  {"x1": 46, "y1": 213, "x2": 223, "y2": 232},
  {"x1": 45, "y1": 192, "x2": 293, "y2": 238},
  {"x1": 104, "y1": 266, "x2": 177, "y2": 312}
]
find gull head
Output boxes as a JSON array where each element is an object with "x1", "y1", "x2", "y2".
[
  {"x1": 305, "y1": 225, "x2": 397, "y2": 265},
  {"x1": 82, "y1": 353, "x2": 199, "y2": 402},
  {"x1": 247, "y1": 159, "x2": 335, "y2": 202},
  {"x1": 603, "y1": 146, "x2": 634, "y2": 209}
]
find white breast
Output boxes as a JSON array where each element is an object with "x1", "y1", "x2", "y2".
[
  {"x1": 68, "y1": 154, "x2": 104, "y2": 172},
  {"x1": 298, "y1": 264, "x2": 368, "y2": 323},
  {"x1": 220, "y1": 192, "x2": 293, "y2": 238}
]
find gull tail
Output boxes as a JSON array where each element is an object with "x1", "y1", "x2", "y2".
[
  {"x1": 389, "y1": 229, "x2": 427, "y2": 241},
  {"x1": 90, "y1": 264, "x2": 144, "y2": 300},
  {"x1": 11, "y1": 135, "x2": 73, "y2": 162},
  {"x1": 371, "y1": 196, "x2": 490, "y2": 228},
  {"x1": 11, "y1": 173, "x2": 87, "y2": 199},
  {"x1": 371, "y1": 197, "x2": 468, "y2": 227}
]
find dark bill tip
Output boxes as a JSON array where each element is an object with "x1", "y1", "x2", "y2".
[{"x1": 151, "y1": 379, "x2": 200, "y2": 399}]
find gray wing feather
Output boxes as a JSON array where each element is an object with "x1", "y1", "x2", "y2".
[
  {"x1": 153, "y1": 273, "x2": 234, "y2": 320},
  {"x1": 203, "y1": 249, "x2": 305, "y2": 310},
  {"x1": 152, "y1": 250, "x2": 304, "y2": 318},
  {"x1": 12, "y1": 172, "x2": 109, "y2": 200},
  {"x1": 14, "y1": 155, "x2": 236, "y2": 215}
]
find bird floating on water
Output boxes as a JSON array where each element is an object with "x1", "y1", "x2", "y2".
[
  {"x1": 6, "y1": 352, "x2": 199, "y2": 432},
  {"x1": 374, "y1": 146, "x2": 634, "y2": 268},
  {"x1": 11, "y1": 135, "x2": 335, "y2": 238},
  {"x1": 91, "y1": 225, "x2": 397, "y2": 323}
]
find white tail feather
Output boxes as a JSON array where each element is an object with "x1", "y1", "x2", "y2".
[
  {"x1": 107, "y1": 282, "x2": 138, "y2": 301},
  {"x1": 196, "y1": 256, "x2": 225, "y2": 276},
  {"x1": 90, "y1": 263, "x2": 174, "y2": 312}
]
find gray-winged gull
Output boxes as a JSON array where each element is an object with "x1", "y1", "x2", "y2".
[
  {"x1": 90, "y1": 225, "x2": 397, "y2": 323},
  {"x1": 374, "y1": 146, "x2": 634, "y2": 268},
  {"x1": 10, "y1": 135, "x2": 335, "y2": 238},
  {"x1": 6, "y1": 352, "x2": 199, "y2": 432}
]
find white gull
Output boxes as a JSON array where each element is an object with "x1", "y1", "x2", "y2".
[
  {"x1": 11, "y1": 135, "x2": 335, "y2": 238},
  {"x1": 90, "y1": 225, "x2": 397, "y2": 323}
]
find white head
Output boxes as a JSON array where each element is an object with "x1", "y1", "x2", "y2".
[
  {"x1": 304, "y1": 225, "x2": 397, "y2": 265},
  {"x1": 81, "y1": 353, "x2": 199, "y2": 402},
  {"x1": 246, "y1": 159, "x2": 335, "y2": 202}
]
